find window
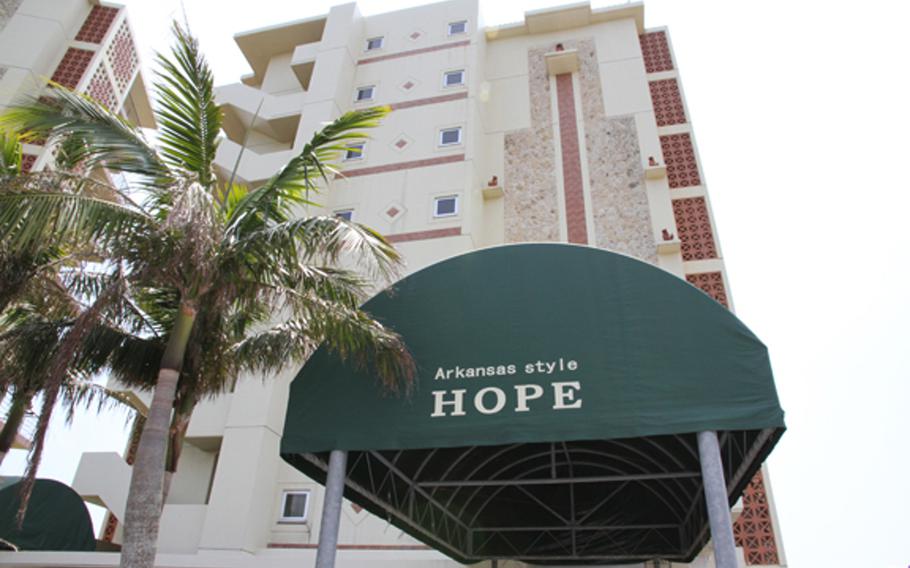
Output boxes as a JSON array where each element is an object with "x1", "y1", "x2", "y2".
[
  {"x1": 279, "y1": 490, "x2": 310, "y2": 523},
  {"x1": 439, "y1": 127, "x2": 462, "y2": 146},
  {"x1": 434, "y1": 195, "x2": 458, "y2": 217},
  {"x1": 334, "y1": 209, "x2": 354, "y2": 221},
  {"x1": 448, "y1": 20, "x2": 467, "y2": 35},
  {"x1": 355, "y1": 85, "x2": 375, "y2": 102},
  {"x1": 344, "y1": 143, "x2": 365, "y2": 161},
  {"x1": 443, "y1": 69, "x2": 465, "y2": 87},
  {"x1": 365, "y1": 36, "x2": 383, "y2": 51}
]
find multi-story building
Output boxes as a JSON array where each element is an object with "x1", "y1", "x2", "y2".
[
  {"x1": 4, "y1": 0, "x2": 785, "y2": 566},
  {"x1": 0, "y1": 0, "x2": 154, "y2": 171}
]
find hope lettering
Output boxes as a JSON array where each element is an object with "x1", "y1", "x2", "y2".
[{"x1": 430, "y1": 382, "x2": 582, "y2": 417}]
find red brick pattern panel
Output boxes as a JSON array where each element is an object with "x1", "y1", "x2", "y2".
[
  {"x1": 649, "y1": 78, "x2": 686, "y2": 126},
  {"x1": 106, "y1": 22, "x2": 138, "y2": 94},
  {"x1": 660, "y1": 133, "x2": 701, "y2": 188},
  {"x1": 390, "y1": 91, "x2": 467, "y2": 110},
  {"x1": 51, "y1": 48, "x2": 94, "y2": 89},
  {"x1": 386, "y1": 227, "x2": 461, "y2": 243},
  {"x1": 358, "y1": 40, "x2": 470, "y2": 65},
  {"x1": 75, "y1": 5, "x2": 119, "y2": 43},
  {"x1": 336, "y1": 154, "x2": 464, "y2": 178},
  {"x1": 734, "y1": 471, "x2": 780, "y2": 565},
  {"x1": 555, "y1": 73, "x2": 588, "y2": 245},
  {"x1": 21, "y1": 154, "x2": 37, "y2": 173},
  {"x1": 685, "y1": 272, "x2": 728, "y2": 308},
  {"x1": 88, "y1": 67, "x2": 117, "y2": 109},
  {"x1": 125, "y1": 415, "x2": 145, "y2": 465},
  {"x1": 101, "y1": 514, "x2": 118, "y2": 542},
  {"x1": 640, "y1": 31, "x2": 673, "y2": 73},
  {"x1": 672, "y1": 197, "x2": 717, "y2": 261}
]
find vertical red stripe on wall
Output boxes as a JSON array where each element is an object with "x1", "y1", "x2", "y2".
[{"x1": 555, "y1": 73, "x2": 588, "y2": 245}]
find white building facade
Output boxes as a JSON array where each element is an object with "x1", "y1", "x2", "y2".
[
  {"x1": 2, "y1": 1, "x2": 785, "y2": 567},
  {"x1": 0, "y1": 0, "x2": 154, "y2": 170}
]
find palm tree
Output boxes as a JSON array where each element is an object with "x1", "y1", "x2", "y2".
[
  {"x1": 0, "y1": 23, "x2": 414, "y2": 568},
  {"x1": 0, "y1": 303, "x2": 149, "y2": 465},
  {"x1": 0, "y1": 129, "x2": 152, "y2": 468}
]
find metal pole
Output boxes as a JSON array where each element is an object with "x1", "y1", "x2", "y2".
[
  {"x1": 315, "y1": 450, "x2": 348, "y2": 568},
  {"x1": 696, "y1": 431, "x2": 737, "y2": 568}
]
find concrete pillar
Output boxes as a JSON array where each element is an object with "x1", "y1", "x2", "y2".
[
  {"x1": 697, "y1": 430, "x2": 737, "y2": 568},
  {"x1": 315, "y1": 449, "x2": 348, "y2": 568}
]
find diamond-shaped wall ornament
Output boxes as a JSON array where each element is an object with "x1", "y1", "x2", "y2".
[
  {"x1": 391, "y1": 133, "x2": 413, "y2": 152},
  {"x1": 400, "y1": 77, "x2": 418, "y2": 92},
  {"x1": 408, "y1": 30, "x2": 424, "y2": 41},
  {"x1": 383, "y1": 201, "x2": 405, "y2": 221}
]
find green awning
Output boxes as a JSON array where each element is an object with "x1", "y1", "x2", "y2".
[
  {"x1": 0, "y1": 478, "x2": 96, "y2": 552},
  {"x1": 281, "y1": 244, "x2": 784, "y2": 564}
]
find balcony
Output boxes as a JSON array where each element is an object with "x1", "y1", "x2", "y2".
[
  {"x1": 73, "y1": 452, "x2": 131, "y2": 520},
  {"x1": 215, "y1": 137, "x2": 296, "y2": 184},
  {"x1": 217, "y1": 82, "x2": 303, "y2": 146},
  {"x1": 290, "y1": 42, "x2": 319, "y2": 91}
]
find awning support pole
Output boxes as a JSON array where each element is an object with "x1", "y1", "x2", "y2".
[
  {"x1": 697, "y1": 431, "x2": 737, "y2": 568},
  {"x1": 315, "y1": 449, "x2": 348, "y2": 568}
]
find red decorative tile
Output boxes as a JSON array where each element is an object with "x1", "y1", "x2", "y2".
[
  {"x1": 106, "y1": 22, "x2": 138, "y2": 94},
  {"x1": 660, "y1": 133, "x2": 701, "y2": 188},
  {"x1": 21, "y1": 154, "x2": 37, "y2": 173},
  {"x1": 51, "y1": 48, "x2": 95, "y2": 89},
  {"x1": 75, "y1": 5, "x2": 119, "y2": 44},
  {"x1": 87, "y1": 67, "x2": 117, "y2": 109},
  {"x1": 386, "y1": 206, "x2": 400, "y2": 217},
  {"x1": 672, "y1": 197, "x2": 717, "y2": 261},
  {"x1": 733, "y1": 471, "x2": 780, "y2": 565},
  {"x1": 101, "y1": 514, "x2": 118, "y2": 542},
  {"x1": 639, "y1": 31, "x2": 673, "y2": 73},
  {"x1": 555, "y1": 73, "x2": 588, "y2": 245},
  {"x1": 402, "y1": 80, "x2": 415, "y2": 90},
  {"x1": 125, "y1": 415, "x2": 144, "y2": 465},
  {"x1": 685, "y1": 272, "x2": 728, "y2": 308},
  {"x1": 649, "y1": 78, "x2": 686, "y2": 126}
]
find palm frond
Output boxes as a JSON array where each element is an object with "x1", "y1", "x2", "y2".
[
  {"x1": 0, "y1": 128, "x2": 23, "y2": 176},
  {"x1": 153, "y1": 23, "x2": 221, "y2": 186},
  {"x1": 59, "y1": 379, "x2": 148, "y2": 423},
  {"x1": 0, "y1": 84, "x2": 167, "y2": 180},
  {"x1": 0, "y1": 191, "x2": 154, "y2": 253},
  {"x1": 290, "y1": 295, "x2": 415, "y2": 393},
  {"x1": 231, "y1": 320, "x2": 319, "y2": 375},
  {"x1": 225, "y1": 106, "x2": 390, "y2": 237},
  {"x1": 228, "y1": 215, "x2": 401, "y2": 289},
  {"x1": 81, "y1": 323, "x2": 163, "y2": 390}
]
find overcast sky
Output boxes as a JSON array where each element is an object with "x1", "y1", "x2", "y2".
[{"x1": 3, "y1": 1, "x2": 909, "y2": 567}]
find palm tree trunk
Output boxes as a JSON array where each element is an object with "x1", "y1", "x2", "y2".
[
  {"x1": 120, "y1": 303, "x2": 196, "y2": 568},
  {"x1": 0, "y1": 390, "x2": 30, "y2": 466},
  {"x1": 162, "y1": 396, "x2": 194, "y2": 505}
]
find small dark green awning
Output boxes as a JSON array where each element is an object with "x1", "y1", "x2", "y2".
[
  {"x1": 0, "y1": 478, "x2": 96, "y2": 552},
  {"x1": 282, "y1": 244, "x2": 784, "y2": 564}
]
